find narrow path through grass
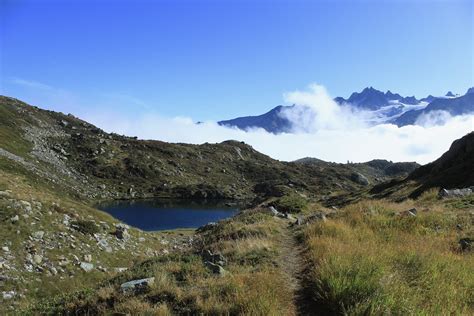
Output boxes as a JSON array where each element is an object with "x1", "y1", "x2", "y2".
[{"x1": 277, "y1": 220, "x2": 317, "y2": 316}]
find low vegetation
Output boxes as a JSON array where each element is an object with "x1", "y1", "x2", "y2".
[
  {"x1": 273, "y1": 193, "x2": 309, "y2": 213},
  {"x1": 302, "y1": 195, "x2": 474, "y2": 314},
  {"x1": 25, "y1": 209, "x2": 295, "y2": 314}
]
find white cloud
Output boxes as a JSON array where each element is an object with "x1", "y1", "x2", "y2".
[
  {"x1": 5, "y1": 79, "x2": 474, "y2": 164},
  {"x1": 280, "y1": 84, "x2": 369, "y2": 132},
  {"x1": 88, "y1": 109, "x2": 473, "y2": 165},
  {"x1": 415, "y1": 110, "x2": 453, "y2": 127}
]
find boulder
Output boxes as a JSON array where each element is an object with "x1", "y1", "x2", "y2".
[
  {"x1": 0, "y1": 191, "x2": 11, "y2": 199},
  {"x1": 19, "y1": 200, "x2": 32, "y2": 213},
  {"x1": 268, "y1": 206, "x2": 279, "y2": 216},
  {"x1": 204, "y1": 261, "x2": 227, "y2": 275},
  {"x1": 10, "y1": 215, "x2": 19, "y2": 223},
  {"x1": 2, "y1": 291, "x2": 16, "y2": 300},
  {"x1": 459, "y1": 238, "x2": 472, "y2": 252},
  {"x1": 121, "y1": 277, "x2": 155, "y2": 293},
  {"x1": 113, "y1": 224, "x2": 130, "y2": 240},
  {"x1": 80, "y1": 262, "x2": 94, "y2": 272},
  {"x1": 33, "y1": 254, "x2": 43, "y2": 264},
  {"x1": 399, "y1": 208, "x2": 417, "y2": 217},
  {"x1": 350, "y1": 172, "x2": 370, "y2": 186},
  {"x1": 32, "y1": 231, "x2": 45, "y2": 240},
  {"x1": 439, "y1": 188, "x2": 473, "y2": 199},
  {"x1": 202, "y1": 250, "x2": 226, "y2": 266}
]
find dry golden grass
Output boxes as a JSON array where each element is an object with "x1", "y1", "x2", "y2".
[{"x1": 303, "y1": 199, "x2": 474, "y2": 314}]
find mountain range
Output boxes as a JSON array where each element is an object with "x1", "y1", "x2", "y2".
[{"x1": 218, "y1": 87, "x2": 474, "y2": 133}]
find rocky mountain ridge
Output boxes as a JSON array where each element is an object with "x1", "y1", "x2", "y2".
[{"x1": 218, "y1": 87, "x2": 474, "y2": 133}]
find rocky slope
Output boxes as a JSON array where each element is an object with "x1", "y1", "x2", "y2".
[{"x1": 371, "y1": 132, "x2": 474, "y2": 199}]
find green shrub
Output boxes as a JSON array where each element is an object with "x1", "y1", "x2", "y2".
[
  {"x1": 273, "y1": 194, "x2": 308, "y2": 213},
  {"x1": 70, "y1": 220, "x2": 101, "y2": 235}
]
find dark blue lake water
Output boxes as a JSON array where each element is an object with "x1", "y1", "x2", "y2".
[{"x1": 97, "y1": 199, "x2": 240, "y2": 231}]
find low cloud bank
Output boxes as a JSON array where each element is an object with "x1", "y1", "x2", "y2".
[
  {"x1": 6, "y1": 78, "x2": 473, "y2": 164},
  {"x1": 85, "y1": 84, "x2": 473, "y2": 164}
]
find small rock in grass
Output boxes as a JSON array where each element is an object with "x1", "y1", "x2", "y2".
[
  {"x1": 459, "y1": 238, "x2": 472, "y2": 252},
  {"x1": 32, "y1": 231, "x2": 45, "y2": 240},
  {"x1": 204, "y1": 261, "x2": 227, "y2": 276},
  {"x1": 33, "y1": 255, "x2": 43, "y2": 265},
  {"x1": 79, "y1": 262, "x2": 94, "y2": 272},
  {"x1": 0, "y1": 191, "x2": 11, "y2": 199},
  {"x1": 2, "y1": 291, "x2": 16, "y2": 300},
  {"x1": 120, "y1": 277, "x2": 155, "y2": 293}
]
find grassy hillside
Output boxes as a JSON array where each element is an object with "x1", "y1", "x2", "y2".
[
  {"x1": 0, "y1": 95, "x2": 386, "y2": 204},
  {"x1": 302, "y1": 194, "x2": 474, "y2": 314}
]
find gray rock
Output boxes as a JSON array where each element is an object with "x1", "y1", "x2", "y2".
[
  {"x1": 10, "y1": 215, "x2": 19, "y2": 223},
  {"x1": 62, "y1": 214, "x2": 71, "y2": 226},
  {"x1": 113, "y1": 224, "x2": 130, "y2": 240},
  {"x1": 33, "y1": 254, "x2": 43, "y2": 264},
  {"x1": 459, "y1": 238, "x2": 472, "y2": 252},
  {"x1": 202, "y1": 250, "x2": 226, "y2": 266},
  {"x1": 285, "y1": 213, "x2": 296, "y2": 221},
  {"x1": 121, "y1": 277, "x2": 155, "y2": 293},
  {"x1": 83, "y1": 254, "x2": 92, "y2": 262},
  {"x1": 407, "y1": 208, "x2": 417, "y2": 217},
  {"x1": 439, "y1": 188, "x2": 473, "y2": 199},
  {"x1": 32, "y1": 231, "x2": 45, "y2": 239},
  {"x1": 0, "y1": 191, "x2": 11, "y2": 199},
  {"x1": 398, "y1": 208, "x2": 418, "y2": 217},
  {"x1": 296, "y1": 216, "x2": 304, "y2": 226},
  {"x1": 2, "y1": 246, "x2": 9, "y2": 252},
  {"x1": 2, "y1": 290, "x2": 16, "y2": 300},
  {"x1": 80, "y1": 262, "x2": 94, "y2": 272},
  {"x1": 268, "y1": 206, "x2": 279, "y2": 216},
  {"x1": 204, "y1": 261, "x2": 227, "y2": 275},
  {"x1": 350, "y1": 172, "x2": 370, "y2": 186},
  {"x1": 97, "y1": 238, "x2": 113, "y2": 253}
]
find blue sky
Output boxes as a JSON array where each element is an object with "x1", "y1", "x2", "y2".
[{"x1": 1, "y1": 0, "x2": 473, "y2": 121}]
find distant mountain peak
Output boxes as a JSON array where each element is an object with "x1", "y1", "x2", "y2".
[{"x1": 218, "y1": 86, "x2": 474, "y2": 133}]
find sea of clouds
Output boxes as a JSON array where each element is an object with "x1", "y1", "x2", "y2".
[
  {"x1": 84, "y1": 84, "x2": 473, "y2": 164},
  {"x1": 5, "y1": 79, "x2": 473, "y2": 164}
]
